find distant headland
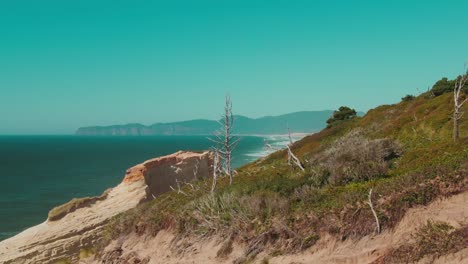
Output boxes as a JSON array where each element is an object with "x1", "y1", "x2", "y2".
[{"x1": 76, "y1": 110, "x2": 338, "y2": 136}]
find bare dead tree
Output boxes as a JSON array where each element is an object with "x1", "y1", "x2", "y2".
[
  {"x1": 287, "y1": 127, "x2": 305, "y2": 171},
  {"x1": 209, "y1": 95, "x2": 240, "y2": 185},
  {"x1": 453, "y1": 67, "x2": 468, "y2": 142},
  {"x1": 211, "y1": 150, "x2": 221, "y2": 192},
  {"x1": 367, "y1": 188, "x2": 381, "y2": 234}
]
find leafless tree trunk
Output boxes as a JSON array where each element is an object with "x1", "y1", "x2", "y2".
[
  {"x1": 367, "y1": 188, "x2": 380, "y2": 234},
  {"x1": 287, "y1": 127, "x2": 305, "y2": 171},
  {"x1": 454, "y1": 69, "x2": 467, "y2": 142},
  {"x1": 209, "y1": 95, "x2": 239, "y2": 185},
  {"x1": 211, "y1": 150, "x2": 221, "y2": 192}
]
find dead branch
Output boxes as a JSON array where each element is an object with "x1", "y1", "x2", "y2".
[
  {"x1": 367, "y1": 188, "x2": 380, "y2": 234},
  {"x1": 287, "y1": 127, "x2": 305, "y2": 171},
  {"x1": 184, "y1": 181, "x2": 195, "y2": 190},
  {"x1": 169, "y1": 179, "x2": 187, "y2": 196},
  {"x1": 287, "y1": 144, "x2": 305, "y2": 171},
  {"x1": 453, "y1": 65, "x2": 468, "y2": 142}
]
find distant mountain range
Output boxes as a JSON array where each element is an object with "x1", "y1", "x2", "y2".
[{"x1": 76, "y1": 111, "x2": 335, "y2": 136}]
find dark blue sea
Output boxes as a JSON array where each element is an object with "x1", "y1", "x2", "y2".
[{"x1": 0, "y1": 135, "x2": 286, "y2": 241}]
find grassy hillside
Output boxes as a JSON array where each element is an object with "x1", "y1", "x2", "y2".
[{"x1": 104, "y1": 91, "x2": 467, "y2": 262}]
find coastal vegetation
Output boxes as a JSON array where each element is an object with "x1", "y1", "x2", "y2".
[
  {"x1": 401, "y1": 94, "x2": 416, "y2": 101},
  {"x1": 380, "y1": 221, "x2": 468, "y2": 263},
  {"x1": 101, "y1": 74, "x2": 468, "y2": 263},
  {"x1": 325, "y1": 106, "x2": 357, "y2": 127}
]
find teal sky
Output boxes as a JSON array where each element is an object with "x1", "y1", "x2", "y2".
[{"x1": 1, "y1": 0, "x2": 467, "y2": 134}]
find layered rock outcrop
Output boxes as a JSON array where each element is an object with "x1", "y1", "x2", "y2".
[
  {"x1": 0, "y1": 151, "x2": 212, "y2": 264},
  {"x1": 124, "y1": 151, "x2": 213, "y2": 200}
]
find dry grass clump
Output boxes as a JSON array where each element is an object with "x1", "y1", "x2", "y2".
[
  {"x1": 216, "y1": 236, "x2": 234, "y2": 259},
  {"x1": 378, "y1": 221, "x2": 468, "y2": 263},
  {"x1": 291, "y1": 184, "x2": 320, "y2": 203},
  {"x1": 183, "y1": 190, "x2": 289, "y2": 237},
  {"x1": 309, "y1": 129, "x2": 402, "y2": 185},
  {"x1": 232, "y1": 221, "x2": 319, "y2": 263}
]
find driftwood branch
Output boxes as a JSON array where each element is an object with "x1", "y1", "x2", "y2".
[
  {"x1": 367, "y1": 188, "x2": 380, "y2": 234},
  {"x1": 287, "y1": 145, "x2": 305, "y2": 171},
  {"x1": 453, "y1": 68, "x2": 468, "y2": 142},
  {"x1": 287, "y1": 127, "x2": 305, "y2": 171},
  {"x1": 169, "y1": 179, "x2": 187, "y2": 196}
]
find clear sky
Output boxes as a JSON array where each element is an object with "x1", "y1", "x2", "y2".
[{"x1": 1, "y1": 0, "x2": 467, "y2": 134}]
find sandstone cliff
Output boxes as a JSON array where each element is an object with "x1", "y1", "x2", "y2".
[{"x1": 0, "y1": 151, "x2": 213, "y2": 264}]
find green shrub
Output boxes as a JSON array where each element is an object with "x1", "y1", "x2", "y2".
[
  {"x1": 401, "y1": 94, "x2": 415, "y2": 101},
  {"x1": 309, "y1": 129, "x2": 402, "y2": 185},
  {"x1": 430, "y1": 76, "x2": 468, "y2": 96},
  {"x1": 431, "y1": 77, "x2": 454, "y2": 96},
  {"x1": 326, "y1": 106, "x2": 357, "y2": 127}
]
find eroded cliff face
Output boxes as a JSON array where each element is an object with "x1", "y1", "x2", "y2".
[
  {"x1": 123, "y1": 151, "x2": 213, "y2": 200},
  {"x1": 0, "y1": 151, "x2": 213, "y2": 264}
]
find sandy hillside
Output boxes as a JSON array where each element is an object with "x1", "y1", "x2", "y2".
[{"x1": 88, "y1": 191, "x2": 468, "y2": 264}]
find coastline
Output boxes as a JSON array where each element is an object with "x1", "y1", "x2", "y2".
[{"x1": 0, "y1": 134, "x2": 294, "y2": 243}]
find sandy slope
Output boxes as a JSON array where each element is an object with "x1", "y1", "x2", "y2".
[
  {"x1": 0, "y1": 180, "x2": 147, "y2": 264},
  {"x1": 90, "y1": 191, "x2": 468, "y2": 264}
]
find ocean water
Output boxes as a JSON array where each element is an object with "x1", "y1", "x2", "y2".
[{"x1": 0, "y1": 135, "x2": 287, "y2": 241}]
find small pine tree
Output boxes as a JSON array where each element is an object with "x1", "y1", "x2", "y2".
[
  {"x1": 402, "y1": 95, "x2": 416, "y2": 102},
  {"x1": 326, "y1": 106, "x2": 357, "y2": 127}
]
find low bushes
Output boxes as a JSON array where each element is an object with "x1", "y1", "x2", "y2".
[
  {"x1": 326, "y1": 106, "x2": 357, "y2": 127},
  {"x1": 401, "y1": 94, "x2": 415, "y2": 101},
  {"x1": 183, "y1": 191, "x2": 289, "y2": 237},
  {"x1": 309, "y1": 129, "x2": 402, "y2": 185}
]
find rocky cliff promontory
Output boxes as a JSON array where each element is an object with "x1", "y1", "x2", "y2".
[{"x1": 0, "y1": 151, "x2": 213, "y2": 264}]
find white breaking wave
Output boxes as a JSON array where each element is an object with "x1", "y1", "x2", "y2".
[{"x1": 244, "y1": 134, "x2": 304, "y2": 159}]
